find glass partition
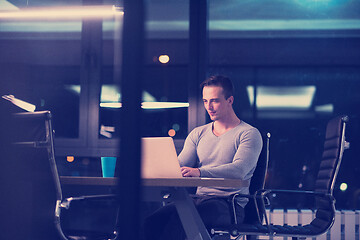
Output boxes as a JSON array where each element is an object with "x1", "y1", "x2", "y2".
[
  {"x1": 1, "y1": 0, "x2": 359, "y2": 208},
  {"x1": 99, "y1": 0, "x2": 189, "y2": 140},
  {"x1": 208, "y1": 0, "x2": 360, "y2": 209},
  {"x1": 0, "y1": 9, "x2": 82, "y2": 139}
]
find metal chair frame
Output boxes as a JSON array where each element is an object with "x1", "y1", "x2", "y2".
[
  {"x1": 13, "y1": 111, "x2": 119, "y2": 240},
  {"x1": 212, "y1": 116, "x2": 349, "y2": 240}
]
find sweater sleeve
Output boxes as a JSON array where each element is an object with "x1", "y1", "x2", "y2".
[
  {"x1": 199, "y1": 128, "x2": 263, "y2": 179},
  {"x1": 178, "y1": 129, "x2": 199, "y2": 168}
]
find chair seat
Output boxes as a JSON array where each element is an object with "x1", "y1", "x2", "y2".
[
  {"x1": 268, "y1": 224, "x2": 315, "y2": 235},
  {"x1": 231, "y1": 223, "x2": 322, "y2": 236},
  {"x1": 65, "y1": 230, "x2": 117, "y2": 240}
]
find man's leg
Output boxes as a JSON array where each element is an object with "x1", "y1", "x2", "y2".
[
  {"x1": 161, "y1": 197, "x2": 244, "y2": 240},
  {"x1": 195, "y1": 197, "x2": 245, "y2": 229},
  {"x1": 143, "y1": 197, "x2": 245, "y2": 240},
  {"x1": 143, "y1": 203, "x2": 185, "y2": 240}
]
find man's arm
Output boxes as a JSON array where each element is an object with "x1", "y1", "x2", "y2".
[{"x1": 178, "y1": 129, "x2": 199, "y2": 168}]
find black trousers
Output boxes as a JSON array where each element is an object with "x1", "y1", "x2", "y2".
[{"x1": 143, "y1": 196, "x2": 245, "y2": 240}]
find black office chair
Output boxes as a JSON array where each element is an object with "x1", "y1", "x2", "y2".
[
  {"x1": 211, "y1": 132, "x2": 271, "y2": 240},
  {"x1": 215, "y1": 115, "x2": 349, "y2": 240},
  {"x1": 9, "y1": 111, "x2": 119, "y2": 240}
]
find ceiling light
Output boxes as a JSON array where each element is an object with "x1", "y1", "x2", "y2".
[
  {"x1": 315, "y1": 104, "x2": 333, "y2": 113},
  {"x1": 141, "y1": 102, "x2": 189, "y2": 109},
  {"x1": 340, "y1": 182, "x2": 348, "y2": 191},
  {"x1": 158, "y1": 55, "x2": 170, "y2": 64},
  {"x1": 100, "y1": 102, "x2": 189, "y2": 109},
  {"x1": 0, "y1": 5, "x2": 123, "y2": 19},
  {"x1": 247, "y1": 86, "x2": 316, "y2": 110}
]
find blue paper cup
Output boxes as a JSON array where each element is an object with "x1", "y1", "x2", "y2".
[{"x1": 101, "y1": 157, "x2": 117, "y2": 177}]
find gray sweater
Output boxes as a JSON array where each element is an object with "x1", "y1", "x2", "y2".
[{"x1": 178, "y1": 121, "x2": 263, "y2": 207}]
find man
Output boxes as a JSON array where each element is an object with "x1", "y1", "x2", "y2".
[{"x1": 143, "y1": 75, "x2": 263, "y2": 240}]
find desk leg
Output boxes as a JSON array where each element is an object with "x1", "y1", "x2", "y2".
[{"x1": 172, "y1": 188, "x2": 211, "y2": 240}]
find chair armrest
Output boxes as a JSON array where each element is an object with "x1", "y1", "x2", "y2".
[
  {"x1": 55, "y1": 194, "x2": 120, "y2": 240},
  {"x1": 60, "y1": 194, "x2": 119, "y2": 210},
  {"x1": 230, "y1": 193, "x2": 260, "y2": 225},
  {"x1": 256, "y1": 189, "x2": 334, "y2": 198},
  {"x1": 232, "y1": 192, "x2": 275, "y2": 226},
  {"x1": 255, "y1": 189, "x2": 335, "y2": 210}
]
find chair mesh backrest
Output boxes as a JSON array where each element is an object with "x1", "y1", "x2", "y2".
[
  {"x1": 11, "y1": 111, "x2": 62, "y2": 239},
  {"x1": 314, "y1": 115, "x2": 348, "y2": 194},
  {"x1": 244, "y1": 133, "x2": 270, "y2": 224}
]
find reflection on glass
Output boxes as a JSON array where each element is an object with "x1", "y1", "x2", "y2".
[
  {"x1": 99, "y1": 0, "x2": 189, "y2": 140},
  {"x1": 99, "y1": 84, "x2": 188, "y2": 139},
  {"x1": 0, "y1": 10, "x2": 82, "y2": 138},
  {"x1": 208, "y1": 0, "x2": 360, "y2": 209},
  {"x1": 99, "y1": 84, "x2": 188, "y2": 109},
  {"x1": 56, "y1": 156, "x2": 102, "y2": 177},
  {"x1": 247, "y1": 86, "x2": 316, "y2": 110}
]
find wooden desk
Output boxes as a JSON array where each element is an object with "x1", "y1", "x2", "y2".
[
  {"x1": 60, "y1": 176, "x2": 249, "y2": 188},
  {"x1": 60, "y1": 176, "x2": 249, "y2": 240}
]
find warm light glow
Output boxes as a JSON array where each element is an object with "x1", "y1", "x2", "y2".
[
  {"x1": 67, "y1": 156, "x2": 75, "y2": 163},
  {"x1": 0, "y1": 5, "x2": 124, "y2": 19},
  {"x1": 158, "y1": 55, "x2": 170, "y2": 64},
  {"x1": 100, "y1": 102, "x2": 189, "y2": 109},
  {"x1": 168, "y1": 129, "x2": 176, "y2": 137},
  {"x1": 100, "y1": 102, "x2": 123, "y2": 108},
  {"x1": 2, "y1": 95, "x2": 36, "y2": 112},
  {"x1": 340, "y1": 183, "x2": 348, "y2": 191},
  {"x1": 142, "y1": 102, "x2": 189, "y2": 109}
]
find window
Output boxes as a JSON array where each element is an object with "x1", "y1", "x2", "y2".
[{"x1": 208, "y1": 0, "x2": 360, "y2": 209}]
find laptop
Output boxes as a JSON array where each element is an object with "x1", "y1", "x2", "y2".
[{"x1": 141, "y1": 137, "x2": 183, "y2": 178}]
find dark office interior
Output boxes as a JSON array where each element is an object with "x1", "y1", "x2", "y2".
[{"x1": 0, "y1": 0, "x2": 360, "y2": 239}]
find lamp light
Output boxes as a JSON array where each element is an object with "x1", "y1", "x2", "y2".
[{"x1": 2, "y1": 95, "x2": 36, "y2": 112}]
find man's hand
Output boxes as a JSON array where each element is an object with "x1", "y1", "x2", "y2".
[{"x1": 180, "y1": 167, "x2": 200, "y2": 177}]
